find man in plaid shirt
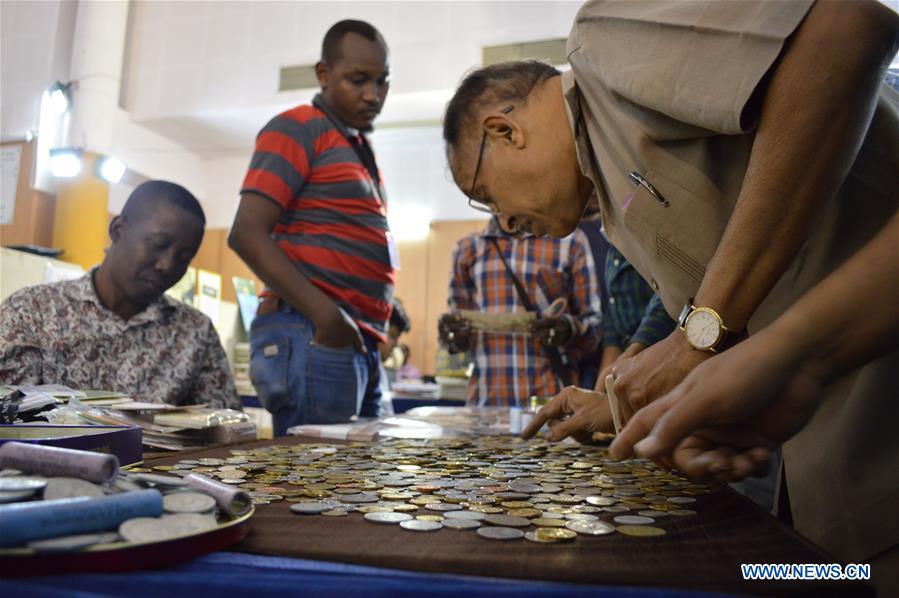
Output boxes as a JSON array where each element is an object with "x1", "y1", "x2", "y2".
[{"x1": 439, "y1": 218, "x2": 602, "y2": 406}]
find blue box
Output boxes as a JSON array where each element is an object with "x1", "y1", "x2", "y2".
[{"x1": 0, "y1": 425, "x2": 142, "y2": 467}]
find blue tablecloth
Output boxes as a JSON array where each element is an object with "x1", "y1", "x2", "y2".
[{"x1": 1, "y1": 551, "x2": 711, "y2": 597}]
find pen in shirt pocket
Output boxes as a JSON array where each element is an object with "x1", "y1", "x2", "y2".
[{"x1": 628, "y1": 171, "x2": 670, "y2": 208}]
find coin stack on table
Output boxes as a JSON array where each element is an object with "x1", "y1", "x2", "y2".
[{"x1": 150, "y1": 437, "x2": 710, "y2": 544}]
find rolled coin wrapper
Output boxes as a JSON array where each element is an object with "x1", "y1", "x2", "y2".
[
  {"x1": 0, "y1": 442, "x2": 119, "y2": 483},
  {"x1": 508, "y1": 407, "x2": 523, "y2": 435},
  {"x1": 0, "y1": 488, "x2": 163, "y2": 547},
  {"x1": 185, "y1": 473, "x2": 252, "y2": 517}
]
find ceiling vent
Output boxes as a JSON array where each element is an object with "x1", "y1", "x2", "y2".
[
  {"x1": 279, "y1": 64, "x2": 318, "y2": 92},
  {"x1": 482, "y1": 38, "x2": 568, "y2": 66}
]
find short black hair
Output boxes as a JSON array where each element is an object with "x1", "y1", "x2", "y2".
[
  {"x1": 443, "y1": 61, "x2": 561, "y2": 148},
  {"x1": 321, "y1": 19, "x2": 384, "y2": 64},
  {"x1": 121, "y1": 180, "x2": 205, "y2": 225},
  {"x1": 389, "y1": 297, "x2": 411, "y2": 333}
]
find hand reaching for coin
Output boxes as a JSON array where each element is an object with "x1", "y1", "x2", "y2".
[{"x1": 520, "y1": 386, "x2": 623, "y2": 444}]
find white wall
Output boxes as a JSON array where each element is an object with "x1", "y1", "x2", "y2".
[{"x1": 1, "y1": 0, "x2": 76, "y2": 141}]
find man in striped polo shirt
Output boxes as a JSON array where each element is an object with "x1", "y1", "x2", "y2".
[{"x1": 229, "y1": 20, "x2": 395, "y2": 435}]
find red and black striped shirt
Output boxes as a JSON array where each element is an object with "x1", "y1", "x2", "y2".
[{"x1": 241, "y1": 95, "x2": 395, "y2": 342}]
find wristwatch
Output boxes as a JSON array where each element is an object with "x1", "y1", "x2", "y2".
[{"x1": 678, "y1": 300, "x2": 738, "y2": 352}]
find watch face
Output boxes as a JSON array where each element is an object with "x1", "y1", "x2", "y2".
[{"x1": 684, "y1": 308, "x2": 722, "y2": 350}]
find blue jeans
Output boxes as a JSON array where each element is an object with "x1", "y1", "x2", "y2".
[{"x1": 249, "y1": 307, "x2": 382, "y2": 437}]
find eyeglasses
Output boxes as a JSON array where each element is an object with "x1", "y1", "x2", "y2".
[{"x1": 466, "y1": 105, "x2": 514, "y2": 216}]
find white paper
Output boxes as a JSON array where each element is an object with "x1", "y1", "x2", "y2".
[{"x1": 1, "y1": 145, "x2": 22, "y2": 225}]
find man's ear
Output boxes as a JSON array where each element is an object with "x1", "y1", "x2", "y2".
[
  {"x1": 109, "y1": 215, "x2": 125, "y2": 244},
  {"x1": 315, "y1": 62, "x2": 330, "y2": 90},
  {"x1": 484, "y1": 112, "x2": 525, "y2": 149}
]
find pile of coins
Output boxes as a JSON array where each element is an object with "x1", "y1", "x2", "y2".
[{"x1": 152, "y1": 437, "x2": 711, "y2": 543}]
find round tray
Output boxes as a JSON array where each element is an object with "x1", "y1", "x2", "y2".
[{"x1": 0, "y1": 506, "x2": 254, "y2": 577}]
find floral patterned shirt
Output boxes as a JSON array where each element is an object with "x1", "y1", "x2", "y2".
[{"x1": 0, "y1": 272, "x2": 240, "y2": 409}]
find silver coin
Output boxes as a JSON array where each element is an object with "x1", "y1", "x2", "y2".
[
  {"x1": 667, "y1": 496, "x2": 696, "y2": 504},
  {"x1": 444, "y1": 510, "x2": 485, "y2": 521},
  {"x1": 160, "y1": 513, "x2": 218, "y2": 536},
  {"x1": 614, "y1": 515, "x2": 655, "y2": 525},
  {"x1": 565, "y1": 513, "x2": 599, "y2": 521},
  {"x1": 0, "y1": 477, "x2": 46, "y2": 492},
  {"x1": 442, "y1": 518, "x2": 481, "y2": 530},
  {"x1": 483, "y1": 514, "x2": 530, "y2": 528},
  {"x1": 565, "y1": 520, "x2": 616, "y2": 536},
  {"x1": 524, "y1": 531, "x2": 557, "y2": 544},
  {"x1": 364, "y1": 512, "x2": 413, "y2": 524},
  {"x1": 43, "y1": 477, "x2": 104, "y2": 500},
  {"x1": 290, "y1": 501, "x2": 331, "y2": 515},
  {"x1": 507, "y1": 482, "x2": 541, "y2": 493},
  {"x1": 338, "y1": 493, "x2": 379, "y2": 504},
  {"x1": 639, "y1": 510, "x2": 668, "y2": 518},
  {"x1": 424, "y1": 502, "x2": 462, "y2": 512},
  {"x1": 477, "y1": 526, "x2": 524, "y2": 540},
  {"x1": 28, "y1": 532, "x2": 108, "y2": 553},
  {"x1": 134, "y1": 473, "x2": 188, "y2": 488},
  {"x1": 585, "y1": 496, "x2": 617, "y2": 506},
  {"x1": 163, "y1": 491, "x2": 217, "y2": 514},
  {"x1": 602, "y1": 505, "x2": 631, "y2": 513},
  {"x1": 668, "y1": 509, "x2": 697, "y2": 517},
  {"x1": 119, "y1": 517, "x2": 175, "y2": 543},
  {"x1": 112, "y1": 478, "x2": 144, "y2": 493},
  {"x1": 0, "y1": 489, "x2": 37, "y2": 503},
  {"x1": 400, "y1": 519, "x2": 442, "y2": 532},
  {"x1": 538, "y1": 512, "x2": 565, "y2": 519}
]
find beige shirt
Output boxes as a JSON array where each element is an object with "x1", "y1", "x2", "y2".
[{"x1": 565, "y1": 0, "x2": 898, "y2": 562}]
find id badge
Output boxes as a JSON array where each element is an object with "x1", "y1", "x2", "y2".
[{"x1": 385, "y1": 230, "x2": 401, "y2": 270}]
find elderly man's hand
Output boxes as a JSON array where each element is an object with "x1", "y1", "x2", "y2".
[
  {"x1": 610, "y1": 330, "x2": 710, "y2": 412},
  {"x1": 520, "y1": 386, "x2": 617, "y2": 443},
  {"x1": 438, "y1": 312, "x2": 473, "y2": 354}
]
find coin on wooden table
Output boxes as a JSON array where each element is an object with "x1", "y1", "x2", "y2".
[
  {"x1": 565, "y1": 520, "x2": 616, "y2": 536},
  {"x1": 477, "y1": 526, "x2": 524, "y2": 540},
  {"x1": 483, "y1": 514, "x2": 531, "y2": 528},
  {"x1": 500, "y1": 501, "x2": 534, "y2": 509},
  {"x1": 614, "y1": 515, "x2": 655, "y2": 525},
  {"x1": 338, "y1": 493, "x2": 379, "y2": 504},
  {"x1": 443, "y1": 519, "x2": 480, "y2": 530},
  {"x1": 535, "y1": 528, "x2": 577, "y2": 542},
  {"x1": 444, "y1": 510, "x2": 485, "y2": 521},
  {"x1": 530, "y1": 518, "x2": 566, "y2": 528},
  {"x1": 163, "y1": 491, "x2": 217, "y2": 514},
  {"x1": 565, "y1": 513, "x2": 599, "y2": 522},
  {"x1": 668, "y1": 509, "x2": 697, "y2": 517},
  {"x1": 43, "y1": 477, "x2": 104, "y2": 500},
  {"x1": 639, "y1": 510, "x2": 668, "y2": 518},
  {"x1": 425, "y1": 502, "x2": 461, "y2": 512},
  {"x1": 322, "y1": 509, "x2": 349, "y2": 517},
  {"x1": 289, "y1": 501, "x2": 331, "y2": 515},
  {"x1": 0, "y1": 477, "x2": 46, "y2": 492},
  {"x1": 617, "y1": 525, "x2": 666, "y2": 537},
  {"x1": 400, "y1": 519, "x2": 442, "y2": 532},
  {"x1": 416, "y1": 515, "x2": 444, "y2": 522},
  {"x1": 364, "y1": 512, "x2": 412, "y2": 524},
  {"x1": 358, "y1": 505, "x2": 394, "y2": 513},
  {"x1": 667, "y1": 496, "x2": 696, "y2": 504},
  {"x1": 468, "y1": 505, "x2": 503, "y2": 514},
  {"x1": 602, "y1": 505, "x2": 630, "y2": 513}
]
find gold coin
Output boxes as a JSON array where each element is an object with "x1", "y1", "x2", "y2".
[
  {"x1": 530, "y1": 518, "x2": 567, "y2": 527},
  {"x1": 506, "y1": 508, "x2": 542, "y2": 518},
  {"x1": 125, "y1": 467, "x2": 152, "y2": 473},
  {"x1": 391, "y1": 504, "x2": 418, "y2": 513},
  {"x1": 416, "y1": 515, "x2": 444, "y2": 522},
  {"x1": 152, "y1": 465, "x2": 175, "y2": 471},
  {"x1": 410, "y1": 496, "x2": 441, "y2": 505},
  {"x1": 468, "y1": 505, "x2": 504, "y2": 514},
  {"x1": 535, "y1": 527, "x2": 577, "y2": 542},
  {"x1": 500, "y1": 501, "x2": 534, "y2": 509},
  {"x1": 617, "y1": 525, "x2": 666, "y2": 537},
  {"x1": 358, "y1": 505, "x2": 394, "y2": 513}
]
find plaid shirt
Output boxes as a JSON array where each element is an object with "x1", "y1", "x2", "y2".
[
  {"x1": 448, "y1": 220, "x2": 602, "y2": 407},
  {"x1": 603, "y1": 245, "x2": 676, "y2": 350}
]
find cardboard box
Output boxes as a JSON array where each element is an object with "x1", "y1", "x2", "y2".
[{"x1": 0, "y1": 425, "x2": 142, "y2": 467}]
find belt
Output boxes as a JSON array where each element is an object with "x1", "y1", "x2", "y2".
[{"x1": 256, "y1": 296, "x2": 283, "y2": 317}]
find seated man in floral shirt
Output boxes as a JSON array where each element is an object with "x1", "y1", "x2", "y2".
[{"x1": 0, "y1": 180, "x2": 240, "y2": 409}]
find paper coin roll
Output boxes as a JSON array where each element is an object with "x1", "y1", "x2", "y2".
[
  {"x1": 0, "y1": 442, "x2": 119, "y2": 483},
  {"x1": 184, "y1": 473, "x2": 252, "y2": 516},
  {"x1": 0, "y1": 489, "x2": 163, "y2": 547}
]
